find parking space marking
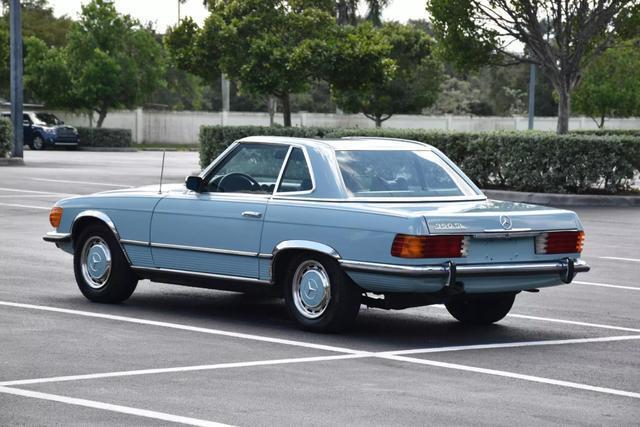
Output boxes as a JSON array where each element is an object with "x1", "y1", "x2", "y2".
[
  {"x1": 599, "y1": 256, "x2": 640, "y2": 263},
  {"x1": 574, "y1": 280, "x2": 640, "y2": 291},
  {"x1": 382, "y1": 334, "x2": 640, "y2": 356},
  {"x1": 0, "y1": 386, "x2": 231, "y2": 427},
  {"x1": 0, "y1": 301, "x2": 365, "y2": 355},
  {"x1": 381, "y1": 354, "x2": 640, "y2": 400},
  {"x1": 0, "y1": 187, "x2": 79, "y2": 196},
  {"x1": 0, "y1": 194, "x2": 69, "y2": 198},
  {"x1": 507, "y1": 313, "x2": 640, "y2": 333},
  {"x1": 31, "y1": 178, "x2": 132, "y2": 188},
  {"x1": 0, "y1": 354, "x2": 368, "y2": 387},
  {"x1": 0, "y1": 203, "x2": 51, "y2": 210}
]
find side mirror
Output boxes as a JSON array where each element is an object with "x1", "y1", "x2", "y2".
[{"x1": 185, "y1": 175, "x2": 204, "y2": 192}]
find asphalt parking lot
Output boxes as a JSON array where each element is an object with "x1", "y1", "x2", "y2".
[{"x1": 1, "y1": 150, "x2": 639, "y2": 425}]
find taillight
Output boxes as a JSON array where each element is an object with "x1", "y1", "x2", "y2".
[
  {"x1": 49, "y1": 206, "x2": 63, "y2": 228},
  {"x1": 391, "y1": 234, "x2": 468, "y2": 258},
  {"x1": 535, "y1": 231, "x2": 585, "y2": 254}
]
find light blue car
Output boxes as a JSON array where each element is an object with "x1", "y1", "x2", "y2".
[{"x1": 44, "y1": 136, "x2": 590, "y2": 332}]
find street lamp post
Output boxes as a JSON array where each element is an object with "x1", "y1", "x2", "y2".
[{"x1": 10, "y1": 0, "x2": 23, "y2": 159}]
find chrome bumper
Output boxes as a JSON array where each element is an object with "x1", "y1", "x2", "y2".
[
  {"x1": 340, "y1": 258, "x2": 590, "y2": 285},
  {"x1": 43, "y1": 232, "x2": 71, "y2": 243}
]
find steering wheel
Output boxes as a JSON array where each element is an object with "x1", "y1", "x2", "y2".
[{"x1": 217, "y1": 172, "x2": 261, "y2": 192}]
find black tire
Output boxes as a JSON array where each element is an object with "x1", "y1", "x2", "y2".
[
  {"x1": 284, "y1": 253, "x2": 361, "y2": 333},
  {"x1": 32, "y1": 136, "x2": 45, "y2": 151},
  {"x1": 445, "y1": 293, "x2": 516, "y2": 325},
  {"x1": 73, "y1": 223, "x2": 138, "y2": 303}
]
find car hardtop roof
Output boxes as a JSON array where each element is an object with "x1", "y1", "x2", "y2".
[{"x1": 237, "y1": 135, "x2": 434, "y2": 151}]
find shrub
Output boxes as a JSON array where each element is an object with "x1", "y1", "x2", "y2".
[
  {"x1": 199, "y1": 126, "x2": 640, "y2": 194},
  {"x1": 77, "y1": 127, "x2": 132, "y2": 148},
  {"x1": 0, "y1": 117, "x2": 12, "y2": 158}
]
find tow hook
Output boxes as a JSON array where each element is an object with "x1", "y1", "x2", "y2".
[
  {"x1": 561, "y1": 257, "x2": 575, "y2": 284},
  {"x1": 445, "y1": 260, "x2": 457, "y2": 287}
]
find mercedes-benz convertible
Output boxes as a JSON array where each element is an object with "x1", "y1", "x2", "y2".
[{"x1": 44, "y1": 136, "x2": 590, "y2": 332}]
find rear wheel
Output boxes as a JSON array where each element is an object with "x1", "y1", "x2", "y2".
[
  {"x1": 284, "y1": 253, "x2": 361, "y2": 333},
  {"x1": 73, "y1": 224, "x2": 138, "y2": 303},
  {"x1": 445, "y1": 293, "x2": 516, "y2": 325}
]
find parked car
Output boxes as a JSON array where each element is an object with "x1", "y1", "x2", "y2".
[
  {"x1": 1, "y1": 111, "x2": 79, "y2": 150},
  {"x1": 44, "y1": 136, "x2": 589, "y2": 332}
]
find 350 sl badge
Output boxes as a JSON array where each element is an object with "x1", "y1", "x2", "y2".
[{"x1": 432, "y1": 222, "x2": 467, "y2": 230}]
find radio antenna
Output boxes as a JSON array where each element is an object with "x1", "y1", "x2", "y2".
[{"x1": 158, "y1": 150, "x2": 166, "y2": 194}]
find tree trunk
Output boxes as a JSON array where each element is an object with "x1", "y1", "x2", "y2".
[
  {"x1": 267, "y1": 96, "x2": 276, "y2": 126},
  {"x1": 556, "y1": 87, "x2": 570, "y2": 134},
  {"x1": 281, "y1": 93, "x2": 292, "y2": 127},
  {"x1": 374, "y1": 115, "x2": 382, "y2": 128},
  {"x1": 96, "y1": 109, "x2": 107, "y2": 128},
  {"x1": 598, "y1": 114, "x2": 605, "y2": 129}
]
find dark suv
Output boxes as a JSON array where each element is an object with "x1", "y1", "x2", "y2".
[{"x1": 1, "y1": 111, "x2": 79, "y2": 150}]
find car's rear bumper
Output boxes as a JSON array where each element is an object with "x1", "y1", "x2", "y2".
[{"x1": 340, "y1": 258, "x2": 589, "y2": 286}]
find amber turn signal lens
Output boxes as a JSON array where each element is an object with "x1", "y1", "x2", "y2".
[
  {"x1": 535, "y1": 230, "x2": 585, "y2": 254},
  {"x1": 391, "y1": 234, "x2": 467, "y2": 258},
  {"x1": 49, "y1": 207, "x2": 63, "y2": 228}
]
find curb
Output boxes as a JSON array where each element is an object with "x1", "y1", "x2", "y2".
[
  {"x1": 78, "y1": 147, "x2": 137, "y2": 152},
  {"x1": 483, "y1": 189, "x2": 640, "y2": 207},
  {"x1": 0, "y1": 157, "x2": 25, "y2": 166}
]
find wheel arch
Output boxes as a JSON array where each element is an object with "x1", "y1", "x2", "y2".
[
  {"x1": 270, "y1": 240, "x2": 341, "y2": 288},
  {"x1": 71, "y1": 210, "x2": 131, "y2": 265}
]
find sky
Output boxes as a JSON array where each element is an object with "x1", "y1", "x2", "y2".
[{"x1": 49, "y1": 0, "x2": 429, "y2": 33}]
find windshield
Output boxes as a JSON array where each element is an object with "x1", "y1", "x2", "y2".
[
  {"x1": 33, "y1": 113, "x2": 63, "y2": 126},
  {"x1": 335, "y1": 149, "x2": 478, "y2": 198}
]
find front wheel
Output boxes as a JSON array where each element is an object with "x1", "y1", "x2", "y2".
[
  {"x1": 32, "y1": 136, "x2": 45, "y2": 150},
  {"x1": 445, "y1": 293, "x2": 516, "y2": 325},
  {"x1": 73, "y1": 224, "x2": 138, "y2": 303},
  {"x1": 284, "y1": 253, "x2": 361, "y2": 333}
]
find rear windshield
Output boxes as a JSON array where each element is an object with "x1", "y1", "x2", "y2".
[{"x1": 335, "y1": 150, "x2": 477, "y2": 198}]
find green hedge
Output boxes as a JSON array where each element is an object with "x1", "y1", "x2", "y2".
[
  {"x1": 571, "y1": 129, "x2": 640, "y2": 138},
  {"x1": 77, "y1": 127, "x2": 132, "y2": 148},
  {"x1": 0, "y1": 117, "x2": 12, "y2": 158},
  {"x1": 199, "y1": 125, "x2": 640, "y2": 194}
]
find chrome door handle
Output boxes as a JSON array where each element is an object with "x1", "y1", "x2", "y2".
[{"x1": 242, "y1": 211, "x2": 262, "y2": 218}]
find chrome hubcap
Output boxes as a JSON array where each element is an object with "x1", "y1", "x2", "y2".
[
  {"x1": 292, "y1": 260, "x2": 331, "y2": 319},
  {"x1": 81, "y1": 236, "x2": 112, "y2": 289},
  {"x1": 33, "y1": 138, "x2": 43, "y2": 149}
]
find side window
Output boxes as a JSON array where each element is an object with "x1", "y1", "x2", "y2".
[
  {"x1": 23, "y1": 114, "x2": 31, "y2": 125},
  {"x1": 277, "y1": 147, "x2": 313, "y2": 193},
  {"x1": 205, "y1": 143, "x2": 289, "y2": 194}
]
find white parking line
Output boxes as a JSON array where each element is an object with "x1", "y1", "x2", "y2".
[
  {"x1": 31, "y1": 178, "x2": 132, "y2": 188},
  {"x1": 0, "y1": 386, "x2": 231, "y2": 427},
  {"x1": 384, "y1": 335, "x2": 640, "y2": 356},
  {"x1": 0, "y1": 354, "x2": 368, "y2": 387},
  {"x1": 574, "y1": 280, "x2": 640, "y2": 291},
  {"x1": 0, "y1": 187, "x2": 78, "y2": 196},
  {"x1": 0, "y1": 301, "x2": 365, "y2": 355},
  {"x1": 599, "y1": 256, "x2": 640, "y2": 263},
  {"x1": 507, "y1": 313, "x2": 640, "y2": 333},
  {"x1": 381, "y1": 354, "x2": 640, "y2": 400},
  {"x1": 5, "y1": 335, "x2": 638, "y2": 388},
  {"x1": 0, "y1": 202, "x2": 51, "y2": 210},
  {"x1": 0, "y1": 194, "x2": 69, "y2": 198}
]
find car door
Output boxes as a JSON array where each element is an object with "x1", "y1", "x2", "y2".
[{"x1": 149, "y1": 142, "x2": 290, "y2": 279}]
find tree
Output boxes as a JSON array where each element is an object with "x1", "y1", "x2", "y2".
[
  {"x1": 25, "y1": 0, "x2": 164, "y2": 127},
  {"x1": 331, "y1": 23, "x2": 443, "y2": 127},
  {"x1": 168, "y1": 0, "x2": 338, "y2": 126},
  {"x1": 427, "y1": 0, "x2": 639, "y2": 133},
  {"x1": 573, "y1": 40, "x2": 640, "y2": 127}
]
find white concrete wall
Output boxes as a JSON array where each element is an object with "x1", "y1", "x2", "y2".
[{"x1": 53, "y1": 109, "x2": 640, "y2": 145}]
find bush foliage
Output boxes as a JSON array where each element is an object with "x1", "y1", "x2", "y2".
[
  {"x1": 77, "y1": 127, "x2": 132, "y2": 148},
  {"x1": 199, "y1": 125, "x2": 640, "y2": 194},
  {"x1": 0, "y1": 118, "x2": 12, "y2": 158}
]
